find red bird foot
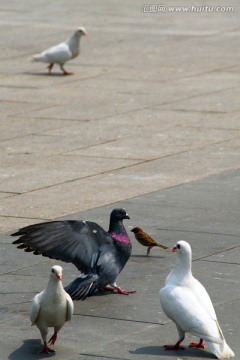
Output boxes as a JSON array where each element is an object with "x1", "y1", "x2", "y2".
[
  {"x1": 189, "y1": 339, "x2": 205, "y2": 349},
  {"x1": 40, "y1": 342, "x2": 56, "y2": 354},
  {"x1": 60, "y1": 64, "x2": 73, "y2": 75},
  {"x1": 104, "y1": 284, "x2": 136, "y2": 295},
  {"x1": 48, "y1": 332, "x2": 58, "y2": 346},
  {"x1": 164, "y1": 340, "x2": 185, "y2": 350},
  {"x1": 63, "y1": 70, "x2": 74, "y2": 76},
  {"x1": 114, "y1": 286, "x2": 136, "y2": 295}
]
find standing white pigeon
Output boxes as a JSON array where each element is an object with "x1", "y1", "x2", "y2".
[
  {"x1": 32, "y1": 27, "x2": 87, "y2": 75},
  {"x1": 159, "y1": 240, "x2": 235, "y2": 359},
  {"x1": 30, "y1": 265, "x2": 74, "y2": 353}
]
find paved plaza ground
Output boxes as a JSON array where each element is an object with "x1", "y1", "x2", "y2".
[{"x1": 0, "y1": 1, "x2": 239, "y2": 359}]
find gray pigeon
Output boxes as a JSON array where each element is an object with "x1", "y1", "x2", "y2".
[
  {"x1": 12, "y1": 208, "x2": 135, "y2": 300},
  {"x1": 30, "y1": 265, "x2": 74, "y2": 353},
  {"x1": 32, "y1": 27, "x2": 87, "y2": 75}
]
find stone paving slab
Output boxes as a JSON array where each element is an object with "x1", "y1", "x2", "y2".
[
  {"x1": 0, "y1": 154, "x2": 138, "y2": 193},
  {"x1": 1, "y1": 170, "x2": 240, "y2": 360},
  {"x1": 160, "y1": 87, "x2": 240, "y2": 113},
  {"x1": 1, "y1": 0, "x2": 240, "y2": 234},
  {"x1": 1, "y1": 146, "x2": 239, "y2": 228},
  {"x1": 70, "y1": 126, "x2": 240, "y2": 160}
]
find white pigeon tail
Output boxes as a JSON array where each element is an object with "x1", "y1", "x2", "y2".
[
  {"x1": 159, "y1": 240, "x2": 235, "y2": 359},
  {"x1": 32, "y1": 27, "x2": 87, "y2": 75},
  {"x1": 30, "y1": 265, "x2": 74, "y2": 353}
]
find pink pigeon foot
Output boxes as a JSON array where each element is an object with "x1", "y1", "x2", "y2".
[
  {"x1": 48, "y1": 332, "x2": 58, "y2": 346},
  {"x1": 63, "y1": 70, "x2": 74, "y2": 75},
  {"x1": 60, "y1": 64, "x2": 73, "y2": 75},
  {"x1": 164, "y1": 339, "x2": 185, "y2": 350},
  {"x1": 104, "y1": 284, "x2": 136, "y2": 295},
  {"x1": 189, "y1": 339, "x2": 205, "y2": 349},
  {"x1": 40, "y1": 342, "x2": 56, "y2": 354}
]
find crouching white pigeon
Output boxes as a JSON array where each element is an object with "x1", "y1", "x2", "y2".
[
  {"x1": 159, "y1": 240, "x2": 235, "y2": 359},
  {"x1": 32, "y1": 27, "x2": 87, "y2": 75},
  {"x1": 30, "y1": 265, "x2": 74, "y2": 353}
]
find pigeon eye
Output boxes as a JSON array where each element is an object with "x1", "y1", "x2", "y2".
[
  {"x1": 177, "y1": 244, "x2": 181, "y2": 249},
  {"x1": 51, "y1": 269, "x2": 55, "y2": 273}
]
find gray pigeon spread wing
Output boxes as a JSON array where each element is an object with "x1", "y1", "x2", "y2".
[{"x1": 12, "y1": 220, "x2": 113, "y2": 274}]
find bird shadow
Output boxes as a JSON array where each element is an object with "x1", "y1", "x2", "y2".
[
  {"x1": 8, "y1": 339, "x2": 56, "y2": 360},
  {"x1": 23, "y1": 71, "x2": 69, "y2": 77},
  {"x1": 129, "y1": 345, "x2": 215, "y2": 358}
]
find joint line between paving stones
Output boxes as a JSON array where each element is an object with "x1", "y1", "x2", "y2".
[
  {"x1": 200, "y1": 259, "x2": 240, "y2": 266},
  {"x1": 64, "y1": 132, "x2": 240, "y2": 159},
  {"x1": 77, "y1": 353, "x2": 131, "y2": 360},
  {"x1": 155, "y1": 227, "x2": 240, "y2": 237},
  {"x1": 0, "y1": 260, "x2": 50, "y2": 276},
  {"x1": 8, "y1": 160, "x2": 146, "y2": 195},
  {"x1": 192, "y1": 244, "x2": 240, "y2": 263},
  {"x1": 0, "y1": 214, "x2": 49, "y2": 221},
  {"x1": 177, "y1": 123, "x2": 240, "y2": 132},
  {"x1": 151, "y1": 84, "x2": 240, "y2": 111},
  {"x1": 74, "y1": 313, "x2": 161, "y2": 326}
]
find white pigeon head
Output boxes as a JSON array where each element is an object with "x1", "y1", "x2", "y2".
[
  {"x1": 76, "y1": 27, "x2": 87, "y2": 36},
  {"x1": 51, "y1": 265, "x2": 63, "y2": 281},
  {"x1": 172, "y1": 240, "x2": 192, "y2": 257}
]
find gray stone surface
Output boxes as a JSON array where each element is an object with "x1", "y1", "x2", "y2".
[
  {"x1": 1, "y1": 0, "x2": 240, "y2": 233},
  {"x1": 1, "y1": 170, "x2": 240, "y2": 360},
  {"x1": 0, "y1": 0, "x2": 240, "y2": 359}
]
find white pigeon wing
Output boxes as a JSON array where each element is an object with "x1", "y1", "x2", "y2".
[
  {"x1": 160, "y1": 284, "x2": 222, "y2": 344},
  {"x1": 30, "y1": 292, "x2": 42, "y2": 324},
  {"x1": 66, "y1": 293, "x2": 74, "y2": 321},
  {"x1": 190, "y1": 277, "x2": 217, "y2": 320},
  {"x1": 37, "y1": 42, "x2": 72, "y2": 64}
]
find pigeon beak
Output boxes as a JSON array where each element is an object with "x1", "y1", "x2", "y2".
[
  {"x1": 125, "y1": 214, "x2": 130, "y2": 220},
  {"x1": 172, "y1": 246, "x2": 177, "y2": 252},
  {"x1": 57, "y1": 274, "x2": 62, "y2": 280}
]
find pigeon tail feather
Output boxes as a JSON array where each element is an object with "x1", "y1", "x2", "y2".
[
  {"x1": 206, "y1": 339, "x2": 235, "y2": 359},
  {"x1": 65, "y1": 274, "x2": 98, "y2": 300},
  {"x1": 205, "y1": 320, "x2": 234, "y2": 359},
  {"x1": 32, "y1": 54, "x2": 44, "y2": 62}
]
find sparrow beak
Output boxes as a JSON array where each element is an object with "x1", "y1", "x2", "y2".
[
  {"x1": 57, "y1": 274, "x2": 62, "y2": 280},
  {"x1": 172, "y1": 246, "x2": 177, "y2": 252}
]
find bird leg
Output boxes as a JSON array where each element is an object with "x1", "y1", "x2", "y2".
[
  {"x1": 40, "y1": 341, "x2": 56, "y2": 354},
  {"x1": 104, "y1": 284, "x2": 136, "y2": 295},
  {"x1": 48, "y1": 331, "x2": 58, "y2": 346},
  {"x1": 47, "y1": 63, "x2": 54, "y2": 74},
  {"x1": 164, "y1": 338, "x2": 185, "y2": 350},
  {"x1": 147, "y1": 246, "x2": 153, "y2": 256},
  {"x1": 189, "y1": 339, "x2": 205, "y2": 349},
  {"x1": 60, "y1": 64, "x2": 73, "y2": 75}
]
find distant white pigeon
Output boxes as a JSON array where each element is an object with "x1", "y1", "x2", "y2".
[
  {"x1": 32, "y1": 27, "x2": 87, "y2": 75},
  {"x1": 30, "y1": 265, "x2": 74, "y2": 353},
  {"x1": 159, "y1": 240, "x2": 235, "y2": 359}
]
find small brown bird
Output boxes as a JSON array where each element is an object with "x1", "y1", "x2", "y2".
[{"x1": 131, "y1": 227, "x2": 168, "y2": 256}]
